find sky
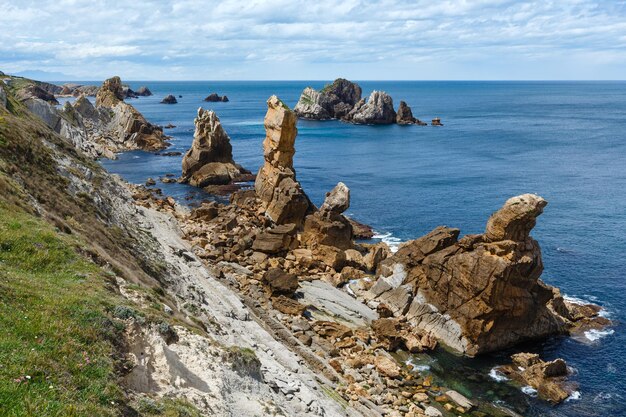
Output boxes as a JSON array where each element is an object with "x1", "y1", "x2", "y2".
[{"x1": 1, "y1": 0, "x2": 626, "y2": 80}]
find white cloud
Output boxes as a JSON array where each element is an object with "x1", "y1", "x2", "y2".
[{"x1": 0, "y1": 0, "x2": 625, "y2": 79}]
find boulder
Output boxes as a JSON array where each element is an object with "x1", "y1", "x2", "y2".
[
  {"x1": 271, "y1": 295, "x2": 306, "y2": 315},
  {"x1": 374, "y1": 355, "x2": 401, "y2": 378},
  {"x1": 255, "y1": 96, "x2": 312, "y2": 225},
  {"x1": 135, "y1": 86, "x2": 153, "y2": 96},
  {"x1": 160, "y1": 94, "x2": 177, "y2": 104},
  {"x1": 368, "y1": 194, "x2": 576, "y2": 356},
  {"x1": 204, "y1": 93, "x2": 229, "y2": 102},
  {"x1": 181, "y1": 108, "x2": 248, "y2": 187},
  {"x1": 294, "y1": 78, "x2": 362, "y2": 120},
  {"x1": 252, "y1": 223, "x2": 298, "y2": 253},
  {"x1": 344, "y1": 91, "x2": 396, "y2": 125},
  {"x1": 320, "y1": 182, "x2": 350, "y2": 214},
  {"x1": 302, "y1": 182, "x2": 353, "y2": 251},
  {"x1": 264, "y1": 268, "x2": 299, "y2": 295}
]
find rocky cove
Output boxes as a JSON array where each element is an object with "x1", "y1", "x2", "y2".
[{"x1": 0, "y1": 75, "x2": 623, "y2": 417}]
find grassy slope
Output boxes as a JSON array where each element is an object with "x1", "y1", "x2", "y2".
[{"x1": 0, "y1": 80, "x2": 199, "y2": 416}]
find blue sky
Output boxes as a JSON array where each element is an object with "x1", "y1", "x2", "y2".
[{"x1": 2, "y1": 0, "x2": 626, "y2": 80}]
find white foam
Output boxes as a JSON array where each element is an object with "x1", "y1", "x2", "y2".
[
  {"x1": 563, "y1": 295, "x2": 590, "y2": 305},
  {"x1": 488, "y1": 368, "x2": 509, "y2": 382},
  {"x1": 584, "y1": 328, "x2": 615, "y2": 342},
  {"x1": 521, "y1": 386, "x2": 538, "y2": 397},
  {"x1": 372, "y1": 231, "x2": 402, "y2": 253},
  {"x1": 405, "y1": 357, "x2": 433, "y2": 372},
  {"x1": 566, "y1": 391, "x2": 582, "y2": 401}
]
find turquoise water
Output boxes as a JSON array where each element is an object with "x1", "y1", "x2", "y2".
[{"x1": 93, "y1": 81, "x2": 624, "y2": 416}]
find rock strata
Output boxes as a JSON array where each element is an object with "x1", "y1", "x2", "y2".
[
  {"x1": 255, "y1": 96, "x2": 312, "y2": 225},
  {"x1": 294, "y1": 78, "x2": 362, "y2": 120},
  {"x1": 181, "y1": 108, "x2": 249, "y2": 187},
  {"x1": 345, "y1": 91, "x2": 396, "y2": 125},
  {"x1": 367, "y1": 194, "x2": 606, "y2": 355}
]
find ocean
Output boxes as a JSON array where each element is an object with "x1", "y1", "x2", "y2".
[{"x1": 86, "y1": 80, "x2": 624, "y2": 416}]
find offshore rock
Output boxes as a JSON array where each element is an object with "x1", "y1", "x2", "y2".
[
  {"x1": 500, "y1": 353, "x2": 573, "y2": 403},
  {"x1": 368, "y1": 194, "x2": 577, "y2": 355},
  {"x1": 396, "y1": 101, "x2": 426, "y2": 125},
  {"x1": 294, "y1": 78, "x2": 362, "y2": 120},
  {"x1": 160, "y1": 94, "x2": 178, "y2": 104},
  {"x1": 204, "y1": 93, "x2": 229, "y2": 102},
  {"x1": 345, "y1": 91, "x2": 396, "y2": 125},
  {"x1": 255, "y1": 96, "x2": 312, "y2": 225},
  {"x1": 181, "y1": 108, "x2": 248, "y2": 187},
  {"x1": 135, "y1": 86, "x2": 152, "y2": 96}
]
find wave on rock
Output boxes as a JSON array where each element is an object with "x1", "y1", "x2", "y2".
[
  {"x1": 372, "y1": 231, "x2": 402, "y2": 252},
  {"x1": 488, "y1": 367, "x2": 509, "y2": 382}
]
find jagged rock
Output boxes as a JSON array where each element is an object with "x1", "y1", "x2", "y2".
[
  {"x1": 368, "y1": 194, "x2": 577, "y2": 356},
  {"x1": 302, "y1": 183, "x2": 353, "y2": 251},
  {"x1": 204, "y1": 93, "x2": 229, "y2": 102},
  {"x1": 396, "y1": 101, "x2": 425, "y2": 125},
  {"x1": 95, "y1": 77, "x2": 168, "y2": 151},
  {"x1": 294, "y1": 78, "x2": 362, "y2": 120},
  {"x1": 181, "y1": 108, "x2": 248, "y2": 187},
  {"x1": 264, "y1": 268, "x2": 299, "y2": 295},
  {"x1": 252, "y1": 223, "x2": 297, "y2": 253},
  {"x1": 96, "y1": 76, "x2": 125, "y2": 107},
  {"x1": 320, "y1": 182, "x2": 350, "y2": 214},
  {"x1": 374, "y1": 355, "x2": 401, "y2": 378},
  {"x1": 345, "y1": 91, "x2": 396, "y2": 125},
  {"x1": 161, "y1": 94, "x2": 177, "y2": 104},
  {"x1": 73, "y1": 95, "x2": 99, "y2": 120},
  {"x1": 501, "y1": 354, "x2": 573, "y2": 403},
  {"x1": 372, "y1": 318, "x2": 436, "y2": 353},
  {"x1": 122, "y1": 86, "x2": 138, "y2": 99},
  {"x1": 255, "y1": 96, "x2": 312, "y2": 225},
  {"x1": 431, "y1": 118, "x2": 443, "y2": 126},
  {"x1": 15, "y1": 84, "x2": 59, "y2": 105},
  {"x1": 135, "y1": 86, "x2": 152, "y2": 96}
]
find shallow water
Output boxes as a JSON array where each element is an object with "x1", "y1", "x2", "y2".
[{"x1": 76, "y1": 80, "x2": 625, "y2": 416}]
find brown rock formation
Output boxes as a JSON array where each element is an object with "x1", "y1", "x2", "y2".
[
  {"x1": 95, "y1": 76, "x2": 168, "y2": 151},
  {"x1": 181, "y1": 108, "x2": 248, "y2": 187},
  {"x1": 302, "y1": 182, "x2": 353, "y2": 251},
  {"x1": 255, "y1": 96, "x2": 312, "y2": 225},
  {"x1": 368, "y1": 194, "x2": 604, "y2": 356},
  {"x1": 500, "y1": 353, "x2": 574, "y2": 404},
  {"x1": 396, "y1": 101, "x2": 426, "y2": 125}
]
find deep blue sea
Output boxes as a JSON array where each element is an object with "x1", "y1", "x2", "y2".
[{"x1": 67, "y1": 81, "x2": 624, "y2": 416}]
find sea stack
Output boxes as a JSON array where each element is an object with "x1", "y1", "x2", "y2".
[
  {"x1": 181, "y1": 108, "x2": 248, "y2": 187},
  {"x1": 396, "y1": 101, "x2": 426, "y2": 125},
  {"x1": 255, "y1": 96, "x2": 312, "y2": 225},
  {"x1": 344, "y1": 91, "x2": 396, "y2": 124},
  {"x1": 161, "y1": 94, "x2": 177, "y2": 104},
  {"x1": 294, "y1": 78, "x2": 362, "y2": 120}
]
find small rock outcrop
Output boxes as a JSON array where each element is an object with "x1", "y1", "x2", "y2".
[
  {"x1": 344, "y1": 91, "x2": 396, "y2": 125},
  {"x1": 302, "y1": 182, "x2": 353, "y2": 250},
  {"x1": 135, "y1": 86, "x2": 152, "y2": 96},
  {"x1": 396, "y1": 101, "x2": 426, "y2": 125},
  {"x1": 294, "y1": 78, "x2": 362, "y2": 120},
  {"x1": 431, "y1": 117, "x2": 443, "y2": 126},
  {"x1": 95, "y1": 76, "x2": 168, "y2": 151},
  {"x1": 181, "y1": 108, "x2": 248, "y2": 187},
  {"x1": 204, "y1": 93, "x2": 229, "y2": 102},
  {"x1": 15, "y1": 84, "x2": 59, "y2": 105},
  {"x1": 160, "y1": 94, "x2": 178, "y2": 104},
  {"x1": 255, "y1": 96, "x2": 312, "y2": 225},
  {"x1": 366, "y1": 194, "x2": 606, "y2": 355},
  {"x1": 499, "y1": 353, "x2": 574, "y2": 403}
]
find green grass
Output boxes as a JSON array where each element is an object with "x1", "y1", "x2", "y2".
[{"x1": 0, "y1": 203, "x2": 123, "y2": 416}]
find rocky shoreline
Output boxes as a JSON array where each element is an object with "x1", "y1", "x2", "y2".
[{"x1": 1, "y1": 73, "x2": 614, "y2": 416}]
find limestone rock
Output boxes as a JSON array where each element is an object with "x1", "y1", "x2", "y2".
[
  {"x1": 255, "y1": 96, "x2": 312, "y2": 225},
  {"x1": 160, "y1": 94, "x2": 177, "y2": 104},
  {"x1": 369, "y1": 194, "x2": 573, "y2": 355},
  {"x1": 252, "y1": 223, "x2": 298, "y2": 253},
  {"x1": 96, "y1": 76, "x2": 125, "y2": 107},
  {"x1": 15, "y1": 84, "x2": 59, "y2": 105},
  {"x1": 374, "y1": 355, "x2": 400, "y2": 378},
  {"x1": 320, "y1": 182, "x2": 350, "y2": 214},
  {"x1": 0, "y1": 85, "x2": 7, "y2": 109},
  {"x1": 345, "y1": 91, "x2": 396, "y2": 125},
  {"x1": 294, "y1": 78, "x2": 362, "y2": 120},
  {"x1": 272, "y1": 295, "x2": 306, "y2": 315},
  {"x1": 181, "y1": 108, "x2": 248, "y2": 187}
]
